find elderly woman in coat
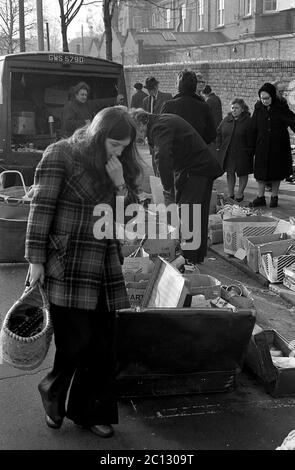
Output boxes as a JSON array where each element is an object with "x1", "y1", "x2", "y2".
[
  {"x1": 25, "y1": 107, "x2": 142, "y2": 438},
  {"x1": 250, "y1": 82, "x2": 295, "y2": 207},
  {"x1": 129, "y1": 108, "x2": 223, "y2": 264},
  {"x1": 216, "y1": 98, "x2": 253, "y2": 202}
]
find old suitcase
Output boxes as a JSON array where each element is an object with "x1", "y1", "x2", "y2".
[{"x1": 116, "y1": 307, "x2": 256, "y2": 397}]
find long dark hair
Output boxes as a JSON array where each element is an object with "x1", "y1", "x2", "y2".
[{"x1": 67, "y1": 106, "x2": 143, "y2": 197}]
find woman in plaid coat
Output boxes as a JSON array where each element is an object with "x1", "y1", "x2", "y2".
[{"x1": 25, "y1": 107, "x2": 142, "y2": 438}]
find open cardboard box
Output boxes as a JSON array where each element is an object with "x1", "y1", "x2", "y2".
[
  {"x1": 245, "y1": 327, "x2": 295, "y2": 397},
  {"x1": 243, "y1": 233, "x2": 289, "y2": 273},
  {"x1": 258, "y1": 239, "x2": 295, "y2": 283}
]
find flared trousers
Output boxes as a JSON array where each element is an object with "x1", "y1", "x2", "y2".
[{"x1": 38, "y1": 288, "x2": 118, "y2": 425}]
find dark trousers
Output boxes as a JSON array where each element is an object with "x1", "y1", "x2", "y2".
[
  {"x1": 176, "y1": 174, "x2": 213, "y2": 264},
  {"x1": 149, "y1": 146, "x2": 159, "y2": 176},
  {"x1": 38, "y1": 288, "x2": 118, "y2": 425}
]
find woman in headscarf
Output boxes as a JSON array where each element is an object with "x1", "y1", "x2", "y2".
[{"x1": 250, "y1": 82, "x2": 295, "y2": 207}]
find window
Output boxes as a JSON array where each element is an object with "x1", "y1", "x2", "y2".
[
  {"x1": 263, "y1": 0, "x2": 277, "y2": 12},
  {"x1": 197, "y1": 0, "x2": 204, "y2": 29},
  {"x1": 217, "y1": 0, "x2": 225, "y2": 26},
  {"x1": 181, "y1": 3, "x2": 186, "y2": 31},
  {"x1": 167, "y1": 8, "x2": 171, "y2": 25},
  {"x1": 245, "y1": 0, "x2": 251, "y2": 16}
]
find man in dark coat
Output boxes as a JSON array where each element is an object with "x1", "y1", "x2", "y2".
[
  {"x1": 161, "y1": 69, "x2": 216, "y2": 145},
  {"x1": 129, "y1": 109, "x2": 223, "y2": 264},
  {"x1": 130, "y1": 83, "x2": 148, "y2": 109},
  {"x1": 142, "y1": 76, "x2": 173, "y2": 115},
  {"x1": 250, "y1": 82, "x2": 295, "y2": 207},
  {"x1": 142, "y1": 77, "x2": 173, "y2": 174},
  {"x1": 201, "y1": 85, "x2": 223, "y2": 130}
]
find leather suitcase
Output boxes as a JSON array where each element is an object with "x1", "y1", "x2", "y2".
[{"x1": 116, "y1": 307, "x2": 256, "y2": 397}]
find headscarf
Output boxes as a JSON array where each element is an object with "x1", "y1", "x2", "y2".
[{"x1": 258, "y1": 82, "x2": 277, "y2": 104}]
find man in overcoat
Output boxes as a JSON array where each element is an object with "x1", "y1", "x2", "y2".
[
  {"x1": 130, "y1": 109, "x2": 223, "y2": 264},
  {"x1": 161, "y1": 70, "x2": 216, "y2": 145}
]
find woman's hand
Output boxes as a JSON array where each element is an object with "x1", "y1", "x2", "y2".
[
  {"x1": 105, "y1": 156, "x2": 125, "y2": 188},
  {"x1": 27, "y1": 263, "x2": 45, "y2": 287}
]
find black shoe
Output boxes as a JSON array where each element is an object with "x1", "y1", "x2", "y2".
[
  {"x1": 269, "y1": 196, "x2": 278, "y2": 208},
  {"x1": 251, "y1": 196, "x2": 266, "y2": 207},
  {"x1": 74, "y1": 422, "x2": 114, "y2": 438},
  {"x1": 45, "y1": 414, "x2": 63, "y2": 429},
  {"x1": 235, "y1": 195, "x2": 244, "y2": 203},
  {"x1": 90, "y1": 424, "x2": 114, "y2": 438}
]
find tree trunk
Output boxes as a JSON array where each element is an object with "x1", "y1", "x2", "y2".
[
  {"x1": 58, "y1": 0, "x2": 69, "y2": 52},
  {"x1": 36, "y1": 0, "x2": 44, "y2": 51},
  {"x1": 103, "y1": 0, "x2": 113, "y2": 61},
  {"x1": 19, "y1": 0, "x2": 25, "y2": 52}
]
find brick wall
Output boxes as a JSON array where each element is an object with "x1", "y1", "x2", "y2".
[{"x1": 124, "y1": 59, "x2": 295, "y2": 117}]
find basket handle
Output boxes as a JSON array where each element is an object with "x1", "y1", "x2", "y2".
[
  {"x1": 0, "y1": 170, "x2": 29, "y2": 198},
  {"x1": 22, "y1": 282, "x2": 49, "y2": 309}
]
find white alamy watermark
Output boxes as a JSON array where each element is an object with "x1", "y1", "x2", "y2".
[{"x1": 93, "y1": 197, "x2": 201, "y2": 250}]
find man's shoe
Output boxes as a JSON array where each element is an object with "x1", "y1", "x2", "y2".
[
  {"x1": 45, "y1": 414, "x2": 63, "y2": 429},
  {"x1": 251, "y1": 196, "x2": 266, "y2": 207},
  {"x1": 90, "y1": 424, "x2": 114, "y2": 438},
  {"x1": 235, "y1": 195, "x2": 244, "y2": 203},
  {"x1": 269, "y1": 196, "x2": 278, "y2": 208}
]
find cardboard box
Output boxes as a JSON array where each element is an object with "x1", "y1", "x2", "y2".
[
  {"x1": 223, "y1": 216, "x2": 278, "y2": 255},
  {"x1": 122, "y1": 256, "x2": 152, "y2": 274},
  {"x1": 243, "y1": 233, "x2": 289, "y2": 273},
  {"x1": 208, "y1": 223, "x2": 223, "y2": 245},
  {"x1": 126, "y1": 274, "x2": 151, "y2": 307},
  {"x1": 245, "y1": 328, "x2": 295, "y2": 397},
  {"x1": 142, "y1": 238, "x2": 178, "y2": 261},
  {"x1": 258, "y1": 239, "x2": 295, "y2": 283}
]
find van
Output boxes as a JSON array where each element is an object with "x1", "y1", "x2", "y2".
[{"x1": 0, "y1": 52, "x2": 127, "y2": 186}]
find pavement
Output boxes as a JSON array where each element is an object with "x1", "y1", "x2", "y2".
[{"x1": 1, "y1": 145, "x2": 295, "y2": 452}]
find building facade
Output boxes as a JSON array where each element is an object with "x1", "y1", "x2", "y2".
[{"x1": 116, "y1": 0, "x2": 295, "y2": 39}]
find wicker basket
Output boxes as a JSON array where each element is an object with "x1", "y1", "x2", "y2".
[{"x1": 0, "y1": 283, "x2": 53, "y2": 370}]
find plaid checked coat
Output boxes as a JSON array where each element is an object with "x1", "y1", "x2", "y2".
[{"x1": 25, "y1": 141, "x2": 130, "y2": 311}]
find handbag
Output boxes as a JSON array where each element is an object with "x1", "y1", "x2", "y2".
[{"x1": 0, "y1": 282, "x2": 53, "y2": 370}]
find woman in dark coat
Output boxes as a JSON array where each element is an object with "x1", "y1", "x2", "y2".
[
  {"x1": 62, "y1": 81, "x2": 94, "y2": 137},
  {"x1": 25, "y1": 107, "x2": 142, "y2": 438},
  {"x1": 250, "y1": 82, "x2": 295, "y2": 207},
  {"x1": 216, "y1": 98, "x2": 253, "y2": 202},
  {"x1": 129, "y1": 108, "x2": 223, "y2": 264}
]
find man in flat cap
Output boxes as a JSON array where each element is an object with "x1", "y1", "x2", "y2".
[
  {"x1": 130, "y1": 83, "x2": 148, "y2": 109},
  {"x1": 142, "y1": 76, "x2": 172, "y2": 115}
]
